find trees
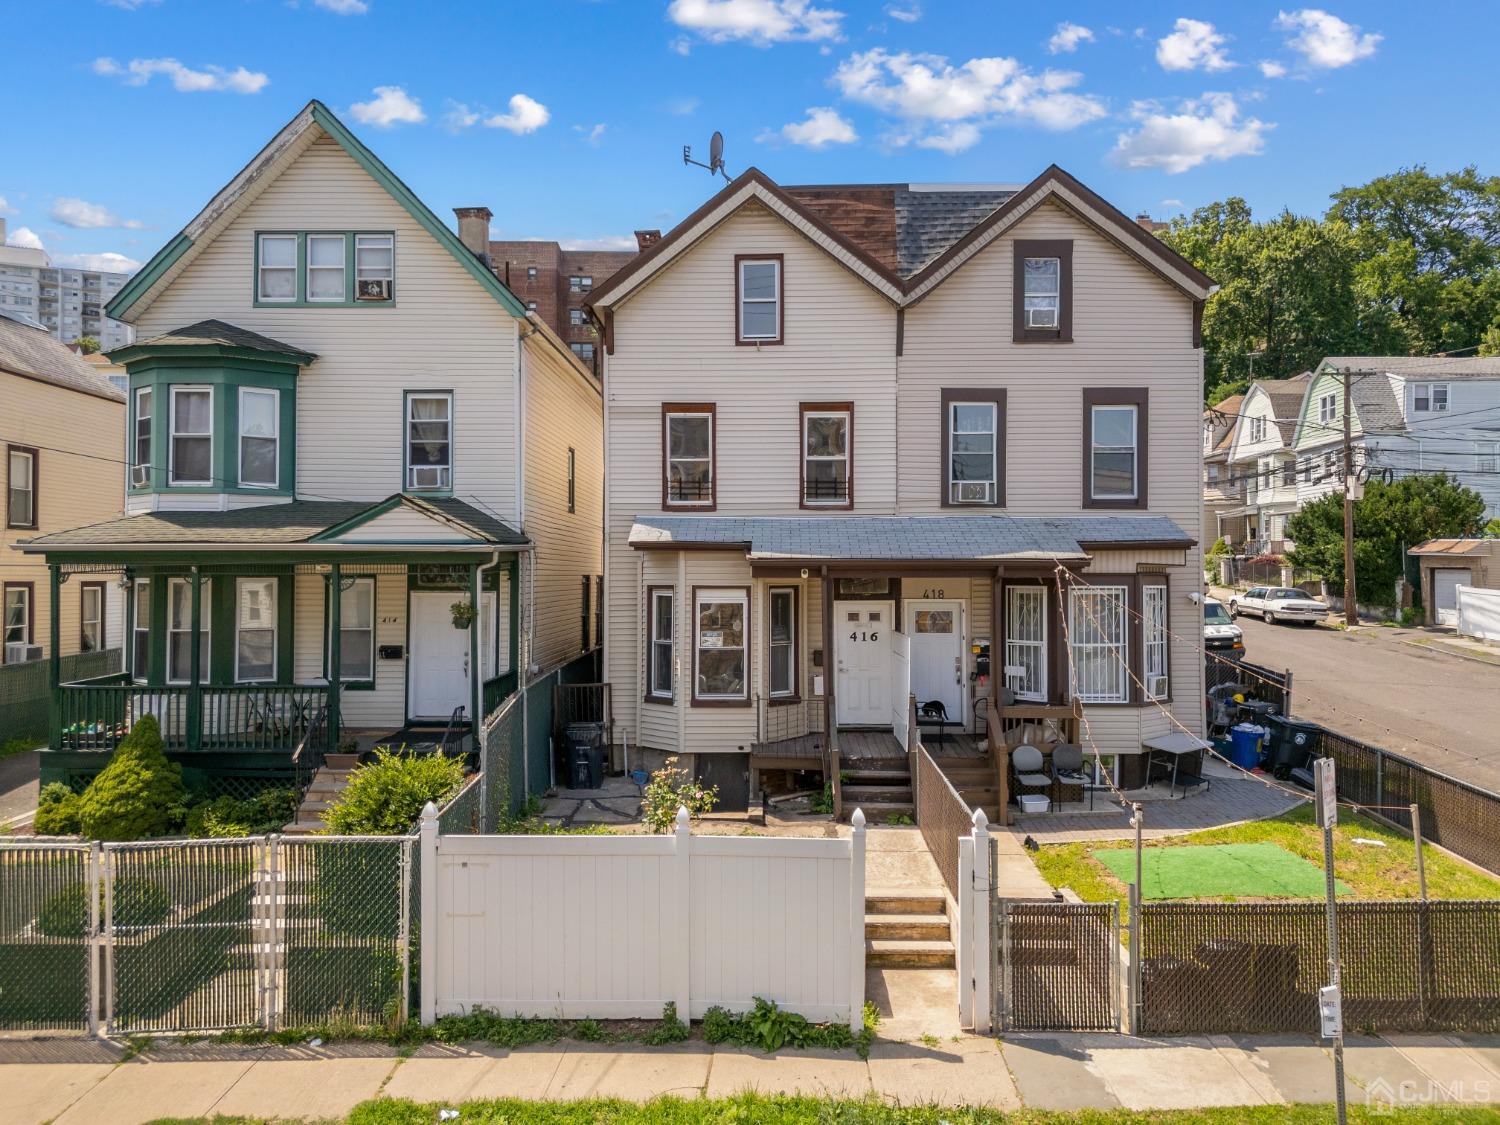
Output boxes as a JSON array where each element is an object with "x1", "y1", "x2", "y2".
[{"x1": 1286, "y1": 474, "x2": 1487, "y2": 607}]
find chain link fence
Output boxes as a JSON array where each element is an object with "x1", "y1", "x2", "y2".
[
  {"x1": 0, "y1": 648, "x2": 122, "y2": 746},
  {"x1": 915, "y1": 742, "x2": 973, "y2": 900},
  {"x1": 0, "y1": 842, "x2": 95, "y2": 1031},
  {"x1": 996, "y1": 900, "x2": 1120, "y2": 1032}
]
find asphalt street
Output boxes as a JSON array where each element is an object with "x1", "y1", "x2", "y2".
[{"x1": 1234, "y1": 615, "x2": 1500, "y2": 792}]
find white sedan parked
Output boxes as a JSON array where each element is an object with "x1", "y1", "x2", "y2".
[{"x1": 1228, "y1": 586, "x2": 1330, "y2": 625}]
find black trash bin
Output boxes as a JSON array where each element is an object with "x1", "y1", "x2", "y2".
[
  {"x1": 566, "y1": 721, "x2": 605, "y2": 789},
  {"x1": 1263, "y1": 715, "x2": 1321, "y2": 780}
]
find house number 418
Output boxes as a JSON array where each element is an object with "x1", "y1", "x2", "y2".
[{"x1": 922, "y1": 589, "x2": 946, "y2": 599}]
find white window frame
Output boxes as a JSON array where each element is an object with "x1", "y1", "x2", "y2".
[
  {"x1": 257, "y1": 234, "x2": 297, "y2": 303},
  {"x1": 169, "y1": 386, "x2": 213, "y2": 487},
  {"x1": 694, "y1": 588, "x2": 748, "y2": 703},
  {"x1": 354, "y1": 233, "x2": 393, "y2": 301},
  {"x1": 1005, "y1": 585, "x2": 1047, "y2": 703},
  {"x1": 331, "y1": 577, "x2": 376, "y2": 683},
  {"x1": 1413, "y1": 381, "x2": 1449, "y2": 413},
  {"x1": 166, "y1": 577, "x2": 211, "y2": 685},
  {"x1": 1068, "y1": 585, "x2": 1128, "y2": 704},
  {"x1": 1318, "y1": 392, "x2": 1337, "y2": 425},
  {"x1": 1090, "y1": 404, "x2": 1138, "y2": 501},
  {"x1": 81, "y1": 584, "x2": 104, "y2": 654},
  {"x1": 238, "y1": 387, "x2": 280, "y2": 489},
  {"x1": 405, "y1": 392, "x2": 453, "y2": 492},
  {"x1": 7, "y1": 447, "x2": 35, "y2": 528},
  {"x1": 1022, "y1": 256, "x2": 1061, "y2": 328},
  {"x1": 737, "y1": 258, "x2": 781, "y2": 342},
  {"x1": 768, "y1": 586, "x2": 797, "y2": 699},
  {"x1": 305, "y1": 233, "x2": 347, "y2": 303},
  {"x1": 648, "y1": 588, "x2": 674, "y2": 701},
  {"x1": 949, "y1": 401, "x2": 998, "y2": 504},
  {"x1": 1143, "y1": 585, "x2": 1168, "y2": 700},
  {"x1": 234, "y1": 577, "x2": 277, "y2": 683},
  {"x1": 802, "y1": 409, "x2": 850, "y2": 506},
  {"x1": 665, "y1": 410, "x2": 713, "y2": 506},
  {"x1": 133, "y1": 578, "x2": 150, "y2": 682},
  {"x1": 133, "y1": 387, "x2": 153, "y2": 486},
  {"x1": 3, "y1": 585, "x2": 30, "y2": 648},
  {"x1": 1478, "y1": 442, "x2": 1499, "y2": 474}
]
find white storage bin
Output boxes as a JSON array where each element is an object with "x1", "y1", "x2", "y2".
[{"x1": 1018, "y1": 793, "x2": 1050, "y2": 814}]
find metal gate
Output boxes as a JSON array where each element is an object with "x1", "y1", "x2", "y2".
[
  {"x1": 0, "y1": 842, "x2": 96, "y2": 1032},
  {"x1": 995, "y1": 900, "x2": 1121, "y2": 1031}
]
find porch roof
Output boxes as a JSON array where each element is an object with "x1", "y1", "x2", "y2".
[
  {"x1": 19, "y1": 495, "x2": 529, "y2": 554},
  {"x1": 627, "y1": 513, "x2": 1193, "y2": 563}
]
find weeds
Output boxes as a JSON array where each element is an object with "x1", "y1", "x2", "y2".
[{"x1": 701, "y1": 997, "x2": 878, "y2": 1058}]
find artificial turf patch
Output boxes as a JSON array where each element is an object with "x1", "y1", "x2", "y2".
[{"x1": 1094, "y1": 841, "x2": 1351, "y2": 900}]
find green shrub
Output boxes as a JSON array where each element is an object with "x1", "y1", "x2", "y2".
[
  {"x1": 37, "y1": 876, "x2": 172, "y2": 938},
  {"x1": 76, "y1": 717, "x2": 185, "y2": 841},
  {"x1": 322, "y1": 747, "x2": 467, "y2": 835},
  {"x1": 34, "y1": 782, "x2": 82, "y2": 835},
  {"x1": 640, "y1": 757, "x2": 718, "y2": 833},
  {"x1": 184, "y1": 788, "x2": 298, "y2": 838},
  {"x1": 700, "y1": 997, "x2": 875, "y2": 1056}
]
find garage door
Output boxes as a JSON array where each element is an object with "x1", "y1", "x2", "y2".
[{"x1": 1433, "y1": 568, "x2": 1472, "y2": 626}]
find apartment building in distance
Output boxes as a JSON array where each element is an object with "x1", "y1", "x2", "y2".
[{"x1": 0, "y1": 219, "x2": 134, "y2": 351}]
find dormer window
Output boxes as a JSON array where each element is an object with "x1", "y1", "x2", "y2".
[
  {"x1": 736, "y1": 256, "x2": 782, "y2": 344},
  {"x1": 1013, "y1": 240, "x2": 1072, "y2": 343},
  {"x1": 406, "y1": 392, "x2": 453, "y2": 492}
]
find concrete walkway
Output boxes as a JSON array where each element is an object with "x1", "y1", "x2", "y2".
[{"x1": 6, "y1": 1030, "x2": 1499, "y2": 1123}]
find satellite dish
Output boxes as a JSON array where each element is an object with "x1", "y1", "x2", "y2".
[{"x1": 683, "y1": 130, "x2": 731, "y2": 181}]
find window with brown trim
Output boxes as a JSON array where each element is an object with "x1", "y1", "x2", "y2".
[
  {"x1": 3, "y1": 581, "x2": 34, "y2": 660},
  {"x1": 1083, "y1": 388, "x2": 1148, "y2": 508},
  {"x1": 581, "y1": 575, "x2": 591, "y2": 652},
  {"x1": 1013, "y1": 239, "x2": 1072, "y2": 343},
  {"x1": 80, "y1": 581, "x2": 106, "y2": 654},
  {"x1": 647, "y1": 586, "x2": 674, "y2": 701},
  {"x1": 6, "y1": 445, "x2": 37, "y2": 530},
  {"x1": 800, "y1": 402, "x2": 851, "y2": 508},
  {"x1": 941, "y1": 389, "x2": 1005, "y2": 506},
  {"x1": 768, "y1": 586, "x2": 798, "y2": 699},
  {"x1": 567, "y1": 447, "x2": 576, "y2": 513},
  {"x1": 662, "y1": 403, "x2": 715, "y2": 508},
  {"x1": 693, "y1": 586, "x2": 749, "y2": 705},
  {"x1": 735, "y1": 255, "x2": 783, "y2": 344}
]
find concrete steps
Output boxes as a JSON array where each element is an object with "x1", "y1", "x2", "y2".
[
  {"x1": 283, "y1": 755, "x2": 362, "y2": 835},
  {"x1": 864, "y1": 892, "x2": 955, "y2": 968}
]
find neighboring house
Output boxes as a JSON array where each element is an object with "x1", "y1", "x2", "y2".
[
  {"x1": 0, "y1": 219, "x2": 134, "y2": 351},
  {"x1": 1202, "y1": 394, "x2": 1242, "y2": 548},
  {"x1": 1292, "y1": 357, "x2": 1500, "y2": 519},
  {"x1": 1223, "y1": 377, "x2": 1310, "y2": 554},
  {"x1": 1408, "y1": 538, "x2": 1500, "y2": 626},
  {"x1": 21, "y1": 101, "x2": 602, "y2": 789},
  {"x1": 586, "y1": 166, "x2": 1213, "y2": 810},
  {"x1": 1, "y1": 313, "x2": 126, "y2": 666}
]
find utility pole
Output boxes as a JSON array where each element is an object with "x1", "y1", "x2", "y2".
[{"x1": 1342, "y1": 368, "x2": 1357, "y2": 628}]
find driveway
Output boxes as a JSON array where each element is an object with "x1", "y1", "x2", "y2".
[
  {"x1": 1233, "y1": 615, "x2": 1500, "y2": 792},
  {"x1": 0, "y1": 749, "x2": 40, "y2": 829}
]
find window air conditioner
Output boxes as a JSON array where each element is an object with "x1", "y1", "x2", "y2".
[
  {"x1": 954, "y1": 481, "x2": 992, "y2": 503},
  {"x1": 410, "y1": 465, "x2": 448, "y2": 489},
  {"x1": 4, "y1": 643, "x2": 41, "y2": 664},
  {"x1": 1148, "y1": 674, "x2": 1169, "y2": 698},
  {"x1": 130, "y1": 464, "x2": 151, "y2": 487},
  {"x1": 356, "y1": 278, "x2": 392, "y2": 302},
  {"x1": 1026, "y1": 306, "x2": 1057, "y2": 328}
]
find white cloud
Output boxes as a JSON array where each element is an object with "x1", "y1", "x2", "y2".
[
  {"x1": 50, "y1": 198, "x2": 143, "y2": 230},
  {"x1": 666, "y1": 95, "x2": 700, "y2": 115},
  {"x1": 574, "y1": 123, "x2": 607, "y2": 145},
  {"x1": 92, "y1": 56, "x2": 269, "y2": 93},
  {"x1": 1274, "y1": 9, "x2": 1380, "y2": 69},
  {"x1": 1259, "y1": 59, "x2": 1289, "y2": 78},
  {"x1": 557, "y1": 236, "x2": 638, "y2": 251},
  {"x1": 101, "y1": 0, "x2": 160, "y2": 9},
  {"x1": 53, "y1": 251, "x2": 142, "y2": 273},
  {"x1": 1111, "y1": 93, "x2": 1270, "y2": 174},
  {"x1": 832, "y1": 48, "x2": 1105, "y2": 151},
  {"x1": 442, "y1": 101, "x2": 479, "y2": 131},
  {"x1": 0, "y1": 196, "x2": 15, "y2": 216},
  {"x1": 314, "y1": 0, "x2": 369, "y2": 12},
  {"x1": 668, "y1": 0, "x2": 844, "y2": 46},
  {"x1": 1048, "y1": 22, "x2": 1094, "y2": 54},
  {"x1": 349, "y1": 85, "x2": 426, "y2": 127},
  {"x1": 1160, "y1": 197, "x2": 1184, "y2": 208},
  {"x1": 484, "y1": 94, "x2": 550, "y2": 134},
  {"x1": 758, "y1": 106, "x2": 857, "y2": 148},
  {"x1": 6, "y1": 226, "x2": 44, "y2": 250},
  {"x1": 884, "y1": 2, "x2": 920, "y2": 22},
  {"x1": 1155, "y1": 18, "x2": 1234, "y2": 72},
  {"x1": 669, "y1": 35, "x2": 693, "y2": 55}
]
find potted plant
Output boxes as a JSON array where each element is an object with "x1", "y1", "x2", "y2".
[{"x1": 450, "y1": 599, "x2": 477, "y2": 630}]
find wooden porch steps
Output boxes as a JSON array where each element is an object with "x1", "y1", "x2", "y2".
[
  {"x1": 864, "y1": 893, "x2": 954, "y2": 968},
  {"x1": 283, "y1": 755, "x2": 362, "y2": 835}
]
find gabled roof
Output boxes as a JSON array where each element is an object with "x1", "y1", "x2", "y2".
[
  {"x1": 587, "y1": 164, "x2": 1214, "y2": 315},
  {"x1": 1236, "y1": 378, "x2": 1311, "y2": 451},
  {"x1": 1318, "y1": 356, "x2": 1500, "y2": 380},
  {"x1": 0, "y1": 314, "x2": 124, "y2": 402},
  {"x1": 1294, "y1": 367, "x2": 1407, "y2": 448},
  {"x1": 107, "y1": 100, "x2": 527, "y2": 323},
  {"x1": 110, "y1": 319, "x2": 317, "y2": 366}
]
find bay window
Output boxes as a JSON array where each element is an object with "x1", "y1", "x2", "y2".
[
  {"x1": 170, "y1": 387, "x2": 213, "y2": 486},
  {"x1": 167, "y1": 577, "x2": 211, "y2": 683},
  {"x1": 1143, "y1": 584, "x2": 1168, "y2": 699},
  {"x1": 238, "y1": 388, "x2": 279, "y2": 487},
  {"x1": 769, "y1": 587, "x2": 797, "y2": 699},
  {"x1": 1068, "y1": 585, "x2": 1127, "y2": 704},
  {"x1": 406, "y1": 392, "x2": 453, "y2": 491},
  {"x1": 694, "y1": 588, "x2": 748, "y2": 703},
  {"x1": 235, "y1": 577, "x2": 277, "y2": 682},
  {"x1": 133, "y1": 387, "x2": 152, "y2": 487},
  {"x1": 801, "y1": 404, "x2": 851, "y2": 507},
  {"x1": 1004, "y1": 586, "x2": 1047, "y2": 702},
  {"x1": 648, "y1": 587, "x2": 674, "y2": 700},
  {"x1": 133, "y1": 579, "x2": 150, "y2": 681}
]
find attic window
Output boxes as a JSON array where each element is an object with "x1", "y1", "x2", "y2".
[
  {"x1": 736, "y1": 256, "x2": 782, "y2": 344},
  {"x1": 1013, "y1": 240, "x2": 1072, "y2": 343}
]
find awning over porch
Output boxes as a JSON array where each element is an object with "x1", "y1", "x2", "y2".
[{"x1": 627, "y1": 513, "x2": 1193, "y2": 565}]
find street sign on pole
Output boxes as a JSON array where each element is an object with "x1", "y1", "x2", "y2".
[{"x1": 1315, "y1": 757, "x2": 1338, "y2": 828}]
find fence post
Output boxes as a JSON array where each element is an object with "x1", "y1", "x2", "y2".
[
  {"x1": 970, "y1": 808, "x2": 992, "y2": 1034},
  {"x1": 264, "y1": 835, "x2": 280, "y2": 1030},
  {"x1": 399, "y1": 835, "x2": 412, "y2": 1026},
  {"x1": 419, "y1": 800, "x2": 439, "y2": 1025},
  {"x1": 1375, "y1": 749, "x2": 1385, "y2": 807},
  {"x1": 1282, "y1": 668, "x2": 1294, "y2": 718},
  {"x1": 1127, "y1": 881, "x2": 1141, "y2": 1034},
  {"x1": 849, "y1": 807, "x2": 867, "y2": 1034},
  {"x1": 957, "y1": 835, "x2": 974, "y2": 1029},
  {"x1": 673, "y1": 806, "x2": 692, "y2": 1023},
  {"x1": 87, "y1": 841, "x2": 101, "y2": 1036}
]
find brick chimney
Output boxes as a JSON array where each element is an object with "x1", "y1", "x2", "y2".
[
  {"x1": 634, "y1": 229, "x2": 662, "y2": 251},
  {"x1": 454, "y1": 207, "x2": 493, "y2": 264}
]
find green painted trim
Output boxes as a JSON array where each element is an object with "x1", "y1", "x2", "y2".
[
  {"x1": 106, "y1": 231, "x2": 192, "y2": 321},
  {"x1": 309, "y1": 102, "x2": 528, "y2": 319},
  {"x1": 401, "y1": 390, "x2": 457, "y2": 498},
  {"x1": 112, "y1": 342, "x2": 316, "y2": 367},
  {"x1": 309, "y1": 495, "x2": 405, "y2": 541},
  {"x1": 251, "y1": 229, "x2": 400, "y2": 309},
  {"x1": 39, "y1": 548, "x2": 498, "y2": 566}
]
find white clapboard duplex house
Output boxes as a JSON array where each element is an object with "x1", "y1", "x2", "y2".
[
  {"x1": 22, "y1": 101, "x2": 602, "y2": 790},
  {"x1": 1220, "y1": 377, "x2": 1310, "y2": 554},
  {"x1": 586, "y1": 167, "x2": 1214, "y2": 816}
]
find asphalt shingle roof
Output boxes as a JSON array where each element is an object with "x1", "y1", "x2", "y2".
[
  {"x1": 628, "y1": 514, "x2": 1192, "y2": 562},
  {"x1": 0, "y1": 314, "x2": 124, "y2": 402},
  {"x1": 117, "y1": 319, "x2": 317, "y2": 362},
  {"x1": 1254, "y1": 378, "x2": 1311, "y2": 445},
  {"x1": 1320, "y1": 356, "x2": 1500, "y2": 379},
  {"x1": 894, "y1": 187, "x2": 1018, "y2": 277}
]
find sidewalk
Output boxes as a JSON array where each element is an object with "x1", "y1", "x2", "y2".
[{"x1": 7, "y1": 1029, "x2": 1498, "y2": 1123}]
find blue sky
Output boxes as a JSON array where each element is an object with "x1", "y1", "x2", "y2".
[{"x1": 2, "y1": 0, "x2": 1496, "y2": 274}]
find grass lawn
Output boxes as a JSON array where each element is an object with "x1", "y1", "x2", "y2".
[
  {"x1": 1094, "y1": 842, "x2": 1352, "y2": 900},
  {"x1": 1032, "y1": 804, "x2": 1500, "y2": 916},
  {"x1": 140, "y1": 1097, "x2": 1490, "y2": 1124}
]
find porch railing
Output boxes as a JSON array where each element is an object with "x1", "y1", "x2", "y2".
[
  {"x1": 754, "y1": 696, "x2": 825, "y2": 746},
  {"x1": 58, "y1": 681, "x2": 333, "y2": 754}
]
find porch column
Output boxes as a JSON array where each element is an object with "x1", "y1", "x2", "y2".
[
  {"x1": 187, "y1": 566, "x2": 202, "y2": 752},
  {"x1": 48, "y1": 564, "x2": 61, "y2": 748},
  {"x1": 820, "y1": 566, "x2": 837, "y2": 757},
  {"x1": 328, "y1": 564, "x2": 342, "y2": 746},
  {"x1": 123, "y1": 570, "x2": 135, "y2": 679},
  {"x1": 469, "y1": 562, "x2": 482, "y2": 746},
  {"x1": 992, "y1": 566, "x2": 1009, "y2": 826}
]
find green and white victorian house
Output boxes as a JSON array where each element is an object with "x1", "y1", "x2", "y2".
[{"x1": 21, "y1": 100, "x2": 605, "y2": 789}]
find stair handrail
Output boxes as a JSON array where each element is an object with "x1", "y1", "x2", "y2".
[{"x1": 292, "y1": 703, "x2": 329, "y2": 782}]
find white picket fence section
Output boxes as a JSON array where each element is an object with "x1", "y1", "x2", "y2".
[
  {"x1": 420, "y1": 804, "x2": 867, "y2": 1029},
  {"x1": 1457, "y1": 585, "x2": 1500, "y2": 642},
  {"x1": 955, "y1": 809, "x2": 993, "y2": 1034},
  {"x1": 890, "y1": 631, "x2": 912, "y2": 750}
]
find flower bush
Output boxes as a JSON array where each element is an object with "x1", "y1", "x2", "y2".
[{"x1": 639, "y1": 757, "x2": 718, "y2": 833}]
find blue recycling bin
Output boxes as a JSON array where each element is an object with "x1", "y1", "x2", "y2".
[{"x1": 1228, "y1": 724, "x2": 1265, "y2": 770}]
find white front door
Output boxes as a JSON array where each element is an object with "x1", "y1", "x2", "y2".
[
  {"x1": 409, "y1": 591, "x2": 471, "y2": 721},
  {"x1": 835, "y1": 600, "x2": 892, "y2": 726},
  {"x1": 1433, "y1": 568, "x2": 1471, "y2": 627},
  {"x1": 905, "y1": 600, "x2": 965, "y2": 729}
]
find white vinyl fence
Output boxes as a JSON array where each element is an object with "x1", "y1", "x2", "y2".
[
  {"x1": 420, "y1": 805, "x2": 867, "y2": 1030},
  {"x1": 890, "y1": 632, "x2": 912, "y2": 750},
  {"x1": 1457, "y1": 585, "x2": 1500, "y2": 642}
]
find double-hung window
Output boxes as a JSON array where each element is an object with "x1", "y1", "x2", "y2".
[
  {"x1": 257, "y1": 234, "x2": 296, "y2": 302},
  {"x1": 170, "y1": 387, "x2": 213, "y2": 486},
  {"x1": 736, "y1": 257, "x2": 781, "y2": 343},
  {"x1": 235, "y1": 577, "x2": 277, "y2": 682},
  {"x1": 694, "y1": 588, "x2": 748, "y2": 703},
  {"x1": 1014, "y1": 240, "x2": 1072, "y2": 342},
  {"x1": 80, "y1": 583, "x2": 104, "y2": 653},
  {"x1": 406, "y1": 392, "x2": 453, "y2": 491},
  {"x1": 1022, "y1": 257, "x2": 1060, "y2": 328},
  {"x1": 6, "y1": 445, "x2": 36, "y2": 529},
  {"x1": 768, "y1": 587, "x2": 797, "y2": 699},
  {"x1": 648, "y1": 587, "x2": 674, "y2": 700},
  {"x1": 1413, "y1": 382, "x2": 1449, "y2": 413},
  {"x1": 306, "y1": 234, "x2": 347, "y2": 302},
  {"x1": 133, "y1": 579, "x2": 150, "y2": 680},
  {"x1": 3, "y1": 584, "x2": 30, "y2": 655},
  {"x1": 355, "y1": 234, "x2": 393, "y2": 301},
  {"x1": 334, "y1": 577, "x2": 375, "y2": 682},
  {"x1": 1143, "y1": 584, "x2": 1168, "y2": 700},
  {"x1": 1478, "y1": 442, "x2": 1499, "y2": 473},
  {"x1": 801, "y1": 404, "x2": 851, "y2": 506},
  {"x1": 1068, "y1": 585, "x2": 1127, "y2": 703},
  {"x1": 1318, "y1": 393, "x2": 1337, "y2": 425},
  {"x1": 664, "y1": 405, "x2": 714, "y2": 507},
  {"x1": 132, "y1": 388, "x2": 153, "y2": 487},
  {"x1": 945, "y1": 392, "x2": 1003, "y2": 505},
  {"x1": 1005, "y1": 586, "x2": 1047, "y2": 702},
  {"x1": 1085, "y1": 391, "x2": 1146, "y2": 506},
  {"x1": 167, "y1": 577, "x2": 211, "y2": 683},
  {"x1": 568, "y1": 308, "x2": 585, "y2": 327},
  {"x1": 238, "y1": 388, "x2": 279, "y2": 488}
]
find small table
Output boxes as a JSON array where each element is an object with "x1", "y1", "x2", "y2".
[{"x1": 1143, "y1": 732, "x2": 1213, "y2": 796}]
